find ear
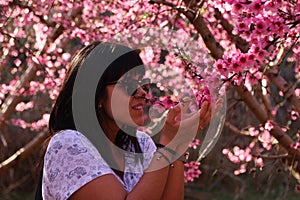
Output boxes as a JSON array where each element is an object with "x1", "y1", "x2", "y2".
[
  {"x1": 97, "y1": 88, "x2": 108, "y2": 109},
  {"x1": 98, "y1": 99, "x2": 104, "y2": 109}
]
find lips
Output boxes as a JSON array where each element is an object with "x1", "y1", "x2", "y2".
[{"x1": 132, "y1": 103, "x2": 145, "y2": 111}]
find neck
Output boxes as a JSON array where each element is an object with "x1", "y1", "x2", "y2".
[{"x1": 99, "y1": 115, "x2": 120, "y2": 142}]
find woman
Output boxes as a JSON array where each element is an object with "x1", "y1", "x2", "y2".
[{"x1": 39, "y1": 41, "x2": 212, "y2": 200}]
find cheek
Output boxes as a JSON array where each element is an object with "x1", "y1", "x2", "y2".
[
  {"x1": 102, "y1": 86, "x2": 143, "y2": 127},
  {"x1": 103, "y1": 88, "x2": 132, "y2": 120}
]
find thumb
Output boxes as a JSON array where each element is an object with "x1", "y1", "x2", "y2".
[{"x1": 167, "y1": 104, "x2": 181, "y2": 123}]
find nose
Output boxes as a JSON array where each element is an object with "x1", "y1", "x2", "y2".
[{"x1": 134, "y1": 85, "x2": 147, "y2": 98}]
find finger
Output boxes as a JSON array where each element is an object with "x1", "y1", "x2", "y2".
[
  {"x1": 180, "y1": 109, "x2": 201, "y2": 126},
  {"x1": 200, "y1": 101, "x2": 210, "y2": 116},
  {"x1": 199, "y1": 101, "x2": 212, "y2": 127},
  {"x1": 214, "y1": 98, "x2": 223, "y2": 111},
  {"x1": 174, "y1": 105, "x2": 192, "y2": 122},
  {"x1": 181, "y1": 100, "x2": 192, "y2": 113},
  {"x1": 178, "y1": 100, "x2": 195, "y2": 120},
  {"x1": 168, "y1": 103, "x2": 181, "y2": 116},
  {"x1": 166, "y1": 104, "x2": 182, "y2": 124},
  {"x1": 210, "y1": 98, "x2": 223, "y2": 117}
]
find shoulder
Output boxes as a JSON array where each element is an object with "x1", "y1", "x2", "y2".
[
  {"x1": 47, "y1": 129, "x2": 81, "y2": 150},
  {"x1": 42, "y1": 129, "x2": 118, "y2": 200},
  {"x1": 46, "y1": 130, "x2": 92, "y2": 159},
  {"x1": 49, "y1": 129, "x2": 89, "y2": 144}
]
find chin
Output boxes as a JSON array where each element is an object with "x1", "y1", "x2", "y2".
[
  {"x1": 129, "y1": 112, "x2": 147, "y2": 127},
  {"x1": 133, "y1": 120, "x2": 145, "y2": 127},
  {"x1": 131, "y1": 116, "x2": 147, "y2": 127}
]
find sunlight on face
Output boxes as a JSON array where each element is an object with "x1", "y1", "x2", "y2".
[{"x1": 102, "y1": 74, "x2": 149, "y2": 128}]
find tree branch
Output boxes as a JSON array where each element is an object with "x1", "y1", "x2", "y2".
[
  {"x1": 213, "y1": 5, "x2": 300, "y2": 114},
  {"x1": 254, "y1": 85, "x2": 273, "y2": 118},
  {"x1": 11, "y1": 0, "x2": 56, "y2": 27},
  {"x1": 234, "y1": 83, "x2": 300, "y2": 160},
  {"x1": 150, "y1": 0, "x2": 224, "y2": 59},
  {"x1": 0, "y1": 129, "x2": 49, "y2": 176},
  {"x1": 213, "y1": 8, "x2": 249, "y2": 53},
  {"x1": 225, "y1": 121, "x2": 252, "y2": 138},
  {"x1": 266, "y1": 66, "x2": 300, "y2": 113},
  {"x1": 171, "y1": 0, "x2": 300, "y2": 172},
  {"x1": 0, "y1": 6, "x2": 83, "y2": 129}
]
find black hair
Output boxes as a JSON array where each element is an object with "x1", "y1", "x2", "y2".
[{"x1": 48, "y1": 41, "x2": 144, "y2": 162}]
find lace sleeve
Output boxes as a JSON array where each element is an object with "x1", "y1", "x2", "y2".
[
  {"x1": 42, "y1": 130, "x2": 118, "y2": 200},
  {"x1": 136, "y1": 131, "x2": 157, "y2": 170}
]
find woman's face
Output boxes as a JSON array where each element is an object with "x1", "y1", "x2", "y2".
[{"x1": 101, "y1": 74, "x2": 149, "y2": 128}]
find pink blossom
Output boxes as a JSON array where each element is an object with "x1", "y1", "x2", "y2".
[
  {"x1": 290, "y1": 110, "x2": 299, "y2": 121},
  {"x1": 248, "y1": 127, "x2": 259, "y2": 136},
  {"x1": 234, "y1": 169, "x2": 240, "y2": 175},
  {"x1": 232, "y1": 3, "x2": 244, "y2": 13},
  {"x1": 189, "y1": 139, "x2": 201, "y2": 149},
  {"x1": 259, "y1": 130, "x2": 273, "y2": 150},
  {"x1": 62, "y1": 53, "x2": 71, "y2": 61},
  {"x1": 11, "y1": 119, "x2": 29, "y2": 129},
  {"x1": 16, "y1": 101, "x2": 34, "y2": 112},
  {"x1": 295, "y1": 88, "x2": 300, "y2": 97},
  {"x1": 249, "y1": 141, "x2": 256, "y2": 149},
  {"x1": 184, "y1": 161, "x2": 201, "y2": 183},
  {"x1": 290, "y1": 142, "x2": 300, "y2": 150},
  {"x1": 255, "y1": 157, "x2": 264, "y2": 167},
  {"x1": 222, "y1": 148, "x2": 229, "y2": 155},
  {"x1": 264, "y1": 120, "x2": 274, "y2": 131},
  {"x1": 14, "y1": 59, "x2": 22, "y2": 67}
]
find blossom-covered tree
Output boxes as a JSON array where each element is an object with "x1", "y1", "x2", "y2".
[{"x1": 0, "y1": 0, "x2": 299, "y2": 197}]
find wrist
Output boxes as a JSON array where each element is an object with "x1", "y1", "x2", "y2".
[
  {"x1": 158, "y1": 126, "x2": 177, "y2": 146},
  {"x1": 156, "y1": 143, "x2": 189, "y2": 164},
  {"x1": 158, "y1": 134, "x2": 174, "y2": 147}
]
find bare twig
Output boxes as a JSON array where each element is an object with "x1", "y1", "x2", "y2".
[
  {"x1": 224, "y1": 121, "x2": 253, "y2": 138},
  {"x1": 0, "y1": 129, "x2": 49, "y2": 176}
]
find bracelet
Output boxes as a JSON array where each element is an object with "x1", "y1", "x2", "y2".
[
  {"x1": 156, "y1": 143, "x2": 189, "y2": 165},
  {"x1": 155, "y1": 149, "x2": 171, "y2": 165},
  {"x1": 177, "y1": 152, "x2": 189, "y2": 163},
  {"x1": 155, "y1": 143, "x2": 177, "y2": 157}
]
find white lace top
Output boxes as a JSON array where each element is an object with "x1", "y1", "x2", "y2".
[{"x1": 42, "y1": 129, "x2": 156, "y2": 200}]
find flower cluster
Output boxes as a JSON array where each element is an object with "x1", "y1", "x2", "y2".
[
  {"x1": 184, "y1": 161, "x2": 202, "y2": 183},
  {"x1": 210, "y1": 0, "x2": 300, "y2": 84}
]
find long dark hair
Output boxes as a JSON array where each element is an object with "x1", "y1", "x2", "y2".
[
  {"x1": 48, "y1": 41, "x2": 144, "y2": 157},
  {"x1": 35, "y1": 42, "x2": 146, "y2": 199}
]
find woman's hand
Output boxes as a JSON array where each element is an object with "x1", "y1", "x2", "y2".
[
  {"x1": 159, "y1": 97, "x2": 223, "y2": 150},
  {"x1": 159, "y1": 100, "x2": 208, "y2": 145}
]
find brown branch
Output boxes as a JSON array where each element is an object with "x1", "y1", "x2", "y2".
[
  {"x1": 225, "y1": 121, "x2": 252, "y2": 138},
  {"x1": 266, "y1": 66, "x2": 300, "y2": 114},
  {"x1": 270, "y1": 43, "x2": 300, "y2": 110},
  {"x1": 254, "y1": 85, "x2": 273, "y2": 118},
  {"x1": 3, "y1": 174, "x2": 31, "y2": 195},
  {"x1": 11, "y1": 0, "x2": 55, "y2": 27},
  {"x1": 182, "y1": 2, "x2": 224, "y2": 59},
  {"x1": 157, "y1": 0, "x2": 300, "y2": 170},
  {"x1": 150, "y1": 0, "x2": 224, "y2": 59},
  {"x1": 213, "y1": 5, "x2": 300, "y2": 114},
  {"x1": 0, "y1": 129, "x2": 49, "y2": 176},
  {"x1": 213, "y1": 8, "x2": 249, "y2": 53},
  {"x1": 0, "y1": 6, "x2": 84, "y2": 175},
  {"x1": 234, "y1": 83, "x2": 300, "y2": 160},
  {"x1": 256, "y1": 153, "x2": 289, "y2": 159},
  {"x1": 233, "y1": 83, "x2": 269, "y2": 122}
]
